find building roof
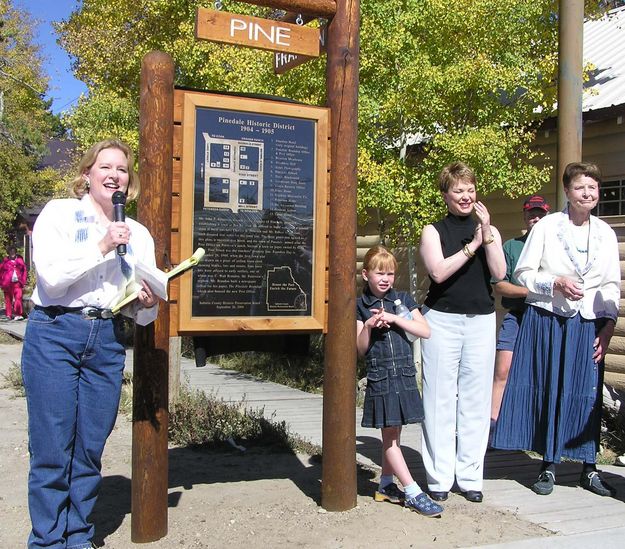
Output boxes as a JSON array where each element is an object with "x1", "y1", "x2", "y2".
[
  {"x1": 583, "y1": 6, "x2": 625, "y2": 112},
  {"x1": 37, "y1": 137, "x2": 76, "y2": 171}
]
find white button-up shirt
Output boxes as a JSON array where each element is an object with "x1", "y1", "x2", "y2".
[
  {"x1": 31, "y1": 195, "x2": 158, "y2": 326},
  {"x1": 514, "y1": 208, "x2": 620, "y2": 321}
]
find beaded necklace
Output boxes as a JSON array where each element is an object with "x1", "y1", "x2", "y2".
[{"x1": 571, "y1": 221, "x2": 590, "y2": 255}]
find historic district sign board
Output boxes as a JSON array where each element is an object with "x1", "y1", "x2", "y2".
[
  {"x1": 195, "y1": 8, "x2": 321, "y2": 57},
  {"x1": 178, "y1": 91, "x2": 329, "y2": 333}
]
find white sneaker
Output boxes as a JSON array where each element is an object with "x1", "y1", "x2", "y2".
[{"x1": 13, "y1": 315, "x2": 24, "y2": 321}]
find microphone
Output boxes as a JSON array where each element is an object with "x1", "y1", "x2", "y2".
[{"x1": 112, "y1": 191, "x2": 127, "y2": 256}]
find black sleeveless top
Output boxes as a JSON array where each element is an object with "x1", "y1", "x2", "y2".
[{"x1": 424, "y1": 213, "x2": 495, "y2": 314}]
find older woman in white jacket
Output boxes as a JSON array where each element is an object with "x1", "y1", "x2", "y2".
[{"x1": 491, "y1": 162, "x2": 620, "y2": 499}]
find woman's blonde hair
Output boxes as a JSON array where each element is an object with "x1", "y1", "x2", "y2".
[
  {"x1": 70, "y1": 139, "x2": 139, "y2": 200},
  {"x1": 362, "y1": 245, "x2": 398, "y2": 274}
]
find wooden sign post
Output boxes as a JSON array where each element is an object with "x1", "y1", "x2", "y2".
[
  {"x1": 134, "y1": 0, "x2": 358, "y2": 540},
  {"x1": 321, "y1": 0, "x2": 359, "y2": 512},
  {"x1": 133, "y1": 50, "x2": 174, "y2": 542},
  {"x1": 242, "y1": 0, "x2": 337, "y2": 16}
]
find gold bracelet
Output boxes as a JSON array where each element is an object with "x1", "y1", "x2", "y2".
[
  {"x1": 463, "y1": 244, "x2": 475, "y2": 258},
  {"x1": 483, "y1": 234, "x2": 495, "y2": 245}
]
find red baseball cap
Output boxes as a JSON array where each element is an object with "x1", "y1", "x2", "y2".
[{"x1": 523, "y1": 195, "x2": 550, "y2": 212}]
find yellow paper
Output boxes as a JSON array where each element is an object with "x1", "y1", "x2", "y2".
[{"x1": 111, "y1": 248, "x2": 205, "y2": 315}]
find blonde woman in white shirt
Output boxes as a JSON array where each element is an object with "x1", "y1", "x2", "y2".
[
  {"x1": 22, "y1": 139, "x2": 159, "y2": 549},
  {"x1": 491, "y1": 162, "x2": 620, "y2": 499}
]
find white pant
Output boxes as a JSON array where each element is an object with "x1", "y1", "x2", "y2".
[{"x1": 420, "y1": 307, "x2": 496, "y2": 492}]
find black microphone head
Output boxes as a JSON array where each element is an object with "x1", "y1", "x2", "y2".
[{"x1": 112, "y1": 191, "x2": 127, "y2": 206}]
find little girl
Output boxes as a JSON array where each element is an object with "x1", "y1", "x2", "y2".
[{"x1": 357, "y1": 245, "x2": 442, "y2": 517}]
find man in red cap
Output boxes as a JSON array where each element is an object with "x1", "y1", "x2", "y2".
[{"x1": 490, "y1": 195, "x2": 550, "y2": 432}]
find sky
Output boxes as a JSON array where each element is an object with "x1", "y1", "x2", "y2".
[{"x1": 15, "y1": 0, "x2": 87, "y2": 115}]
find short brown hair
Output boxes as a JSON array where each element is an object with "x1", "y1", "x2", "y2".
[
  {"x1": 362, "y1": 245, "x2": 398, "y2": 273},
  {"x1": 438, "y1": 161, "x2": 477, "y2": 193},
  {"x1": 562, "y1": 162, "x2": 602, "y2": 188},
  {"x1": 70, "y1": 139, "x2": 139, "y2": 200}
]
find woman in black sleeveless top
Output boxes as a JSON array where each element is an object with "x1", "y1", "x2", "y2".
[{"x1": 419, "y1": 162, "x2": 505, "y2": 504}]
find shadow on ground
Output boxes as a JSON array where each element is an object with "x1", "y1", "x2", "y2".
[
  {"x1": 92, "y1": 444, "x2": 377, "y2": 546},
  {"x1": 484, "y1": 448, "x2": 625, "y2": 501}
]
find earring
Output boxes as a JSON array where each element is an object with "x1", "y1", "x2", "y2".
[{"x1": 84, "y1": 177, "x2": 90, "y2": 190}]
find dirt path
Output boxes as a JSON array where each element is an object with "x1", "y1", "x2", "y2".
[{"x1": 0, "y1": 340, "x2": 551, "y2": 548}]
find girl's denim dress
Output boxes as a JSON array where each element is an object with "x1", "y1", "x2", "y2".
[{"x1": 357, "y1": 287, "x2": 425, "y2": 428}]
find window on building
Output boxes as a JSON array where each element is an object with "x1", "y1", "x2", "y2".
[{"x1": 594, "y1": 178, "x2": 625, "y2": 216}]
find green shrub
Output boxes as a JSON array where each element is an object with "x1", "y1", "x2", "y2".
[
  {"x1": 599, "y1": 411, "x2": 625, "y2": 464},
  {"x1": 215, "y1": 335, "x2": 368, "y2": 394},
  {"x1": 217, "y1": 351, "x2": 324, "y2": 394},
  {"x1": 182, "y1": 335, "x2": 369, "y2": 403},
  {"x1": 0, "y1": 331, "x2": 20, "y2": 344},
  {"x1": 118, "y1": 372, "x2": 133, "y2": 416},
  {"x1": 168, "y1": 385, "x2": 320, "y2": 454},
  {"x1": 181, "y1": 336, "x2": 194, "y2": 358},
  {"x1": 169, "y1": 386, "x2": 256, "y2": 445},
  {"x1": 1, "y1": 362, "x2": 24, "y2": 397}
]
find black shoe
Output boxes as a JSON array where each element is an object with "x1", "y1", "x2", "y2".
[
  {"x1": 374, "y1": 482, "x2": 405, "y2": 504},
  {"x1": 531, "y1": 470, "x2": 555, "y2": 495},
  {"x1": 580, "y1": 471, "x2": 616, "y2": 497},
  {"x1": 462, "y1": 490, "x2": 483, "y2": 503},
  {"x1": 429, "y1": 490, "x2": 448, "y2": 501}
]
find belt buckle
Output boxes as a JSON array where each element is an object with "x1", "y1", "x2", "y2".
[
  {"x1": 81, "y1": 307, "x2": 99, "y2": 320},
  {"x1": 100, "y1": 309, "x2": 114, "y2": 319},
  {"x1": 81, "y1": 307, "x2": 114, "y2": 320}
]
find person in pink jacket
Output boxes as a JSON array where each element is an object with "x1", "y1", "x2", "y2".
[{"x1": 1, "y1": 246, "x2": 28, "y2": 320}]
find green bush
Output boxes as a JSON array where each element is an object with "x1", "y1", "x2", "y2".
[
  {"x1": 181, "y1": 336, "x2": 194, "y2": 358},
  {"x1": 217, "y1": 351, "x2": 324, "y2": 394},
  {"x1": 0, "y1": 331, "x2": 20, "y2": 344},
  {"x1": 214, "y1": 335, "x2": 367, "y2": 395},
  {"x1": 168, "y1": 385, "x2": 320, "y2": 454},
  {"x1": 118, "y1": 372, "x2": 133, "y2": 416},
  {"x1": 599, "y1": 411, "x2": 625, "y2": 464},
  {"x1": 169, "y1": 386, "x2": 258, "y2": 445},
  {"x1": 1, "y1": 362, "x2": 24, "y2": 397}
]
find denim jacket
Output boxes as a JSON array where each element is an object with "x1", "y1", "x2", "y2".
[{"x1": 356, "y1": 287, "x2": 418, "y2": 368}]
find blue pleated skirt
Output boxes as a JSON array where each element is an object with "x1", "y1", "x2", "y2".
[
  {"x1": 361, "y1": 356, "x2": 424, "y2": 428},
  {"x1": 491, "y1": 305, "x2": 604, "y2": 463}
]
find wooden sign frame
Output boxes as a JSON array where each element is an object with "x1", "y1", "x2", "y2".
[{"x1": 176, "y1": 90, "x2": 329, "y2": 334}]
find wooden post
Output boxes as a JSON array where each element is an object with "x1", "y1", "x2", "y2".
[
  {"x1": 240, "y1": 0, "x2": 336, "y2": 17},
  {"x1": 556, "y1": 0, "x2": 584, "y2": 209},
  {"x1": 132, "y1": 50, "x2": 174, "y2": 543},
  {"x1": 321, "y1": 0, "x2": 359, "y2": 511}
]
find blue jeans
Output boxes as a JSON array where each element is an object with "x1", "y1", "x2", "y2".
[
  {"x1": 496, "y1": 310, "x2": 524, "y2": 352},
  {"x1": 22, "y1": 307, "x2": 126, "y2": 548}
]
